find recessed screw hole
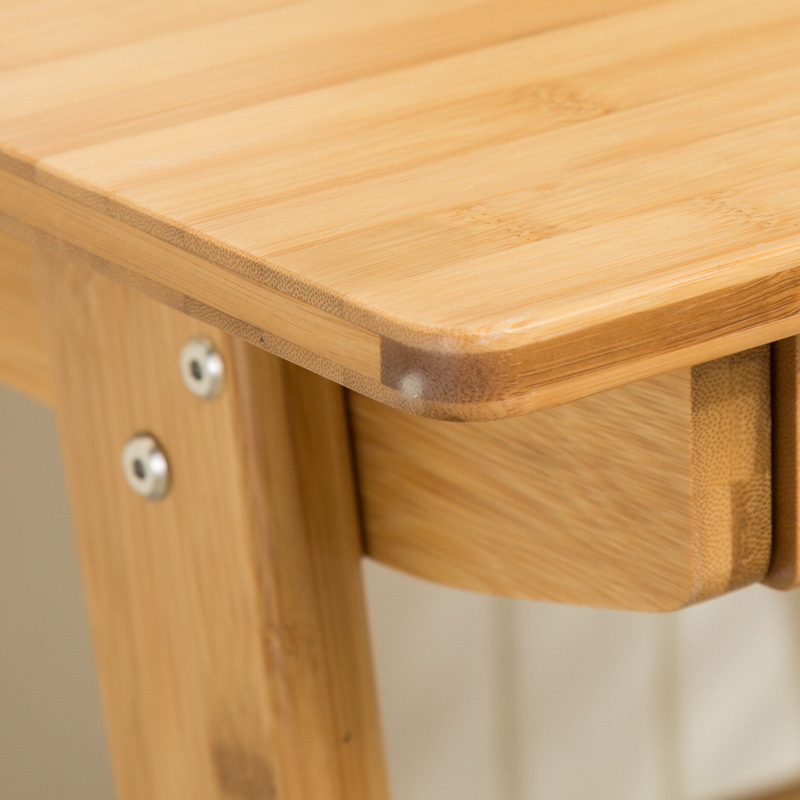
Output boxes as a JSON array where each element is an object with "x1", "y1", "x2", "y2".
[
  {"x1": 180, "y1": 339, "x2": 223, "y2": 399},
  {"x1": 133, "y1": 458, "x2": 146, "y2": 480}
]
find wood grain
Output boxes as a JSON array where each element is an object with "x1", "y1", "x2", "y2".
[
  {"x1": 0, "y1": 0, "x2": 799, "y2": 417},
  {"x1": 0, "y1": 240, "x2": 777, "y2": 609},
  {"x1": 765, "y1": 336, "x2": 800, "y2": 589},
  {"x1": 0, "y1": 230, "x2": 50, "y2": 403},
  {"x1": 0, "y1": 229, "x2": 778, "y2": 609},
  {"x1": 37, "y1": 254, "x2": 388, "y2": 800},
  {"x1": 353, "y1": 347, "x2": 773, "y2": 610},
  {"x1": 0, "y1": 171, "x2": 381, "y2": 384}
]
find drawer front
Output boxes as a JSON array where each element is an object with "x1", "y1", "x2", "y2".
[{"x1": 350, "y1": 347, "x2": 772, "y2": 611}]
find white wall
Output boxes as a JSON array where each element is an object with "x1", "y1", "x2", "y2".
[{"x1": 3, "y1": 383, "x2": 800, "y2": 799}]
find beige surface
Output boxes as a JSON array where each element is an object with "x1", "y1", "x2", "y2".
[
  {"x1": 37, "y1": 257, "x2": 387, "y2": 800},
  {"x1": 2, "y1": 0, "x2": 800, "y2": 417},
  {"x1": 677, "y1": 587, "x2": 800, "y2": 799},
  {"x1": 353, "y1": 348, "x2": 772, "y2": 610},
  {"x1": 0, "y1": 385, "x2": 114, "y2": 800}
]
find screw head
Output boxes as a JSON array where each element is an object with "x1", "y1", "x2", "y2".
[
  {"x1": 179, "y1": 338, "x2": 224, "y2": 399},
  {"x1": 122, "y1": 434, "x2": 170, "y2": 500}
]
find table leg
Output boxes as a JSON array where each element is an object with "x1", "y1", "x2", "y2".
[{"x1": 36, "y1": 253, "x2": 389, "y2": 800}]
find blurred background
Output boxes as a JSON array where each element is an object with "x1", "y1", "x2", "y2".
[{"x1": 3, "y1": 381, "x2": 800, "y2": 800}]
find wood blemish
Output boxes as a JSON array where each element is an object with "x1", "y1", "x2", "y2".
[{"x1": 212, "y1": 742, "x2": 277, "y2": 799}]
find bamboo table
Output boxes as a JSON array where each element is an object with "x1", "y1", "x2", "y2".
[{"x1": 2, "y1": 0, "x2": 800, "y2": 796}]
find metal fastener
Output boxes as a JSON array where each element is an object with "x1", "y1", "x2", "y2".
[
  {"x1": 179, "y1": 338, "x2": 224, "y2": 399},
  {"x1": 121, "y1": 434, "x2": 170, "y2": 500}
]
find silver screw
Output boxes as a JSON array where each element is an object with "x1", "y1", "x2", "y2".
[
  {"x1": 179, "y1": 338, "x2": 224, "y2": 399},
  {"x1": 121, "y1": 434, "x2": 170, "y2": 501}
]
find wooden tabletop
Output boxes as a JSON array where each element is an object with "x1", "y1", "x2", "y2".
[{"x1": 2, "y1": 0, "x2": 800, "y2": 419}]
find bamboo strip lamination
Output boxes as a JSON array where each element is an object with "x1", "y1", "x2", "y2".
[
  {"x1": 353, "y1": 347, "x2": 773, "y2": 610},
  {"x1": 37, "y1": 254, "x2": 388, "y2": 800},
  {"x1": 6, "y1": 0, "x2": 800, "y2": 793},
  {"x1": 0, "y1": 231, "x2": 777, "y2": 609},
  {"x1": 1, "y1": 0, "x2": 800, "y2": 418}
]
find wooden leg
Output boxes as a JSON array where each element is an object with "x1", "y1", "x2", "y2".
[{"x1": 37, "y1": 254, "x2": 389, "y2": 800}]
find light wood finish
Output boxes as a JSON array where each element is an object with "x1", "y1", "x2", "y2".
[
  {"x1": 37, "y1": 254, "x2": 388, "y2": 800},
  {"x1": 0, "y1": 230, "x2": 49, "y2": 404},
  {"x1": 0, "y1": 171, "x2": 382, "y2": 393},
  {"x1": 0, "y1": 229, "x2": 778, "y2": 609},
  {"x1": 353, "y1": 347, "x2": 772, "y2": 610},
  {"x1": 1, "y1": 0, "x2": 799, "y2": 418},
  {"x1": 1, "y1": 242, "x2": 777, "y2": 609},
  {"x1": 765, "y1": 337, "x2": 800, "y2": 589}
]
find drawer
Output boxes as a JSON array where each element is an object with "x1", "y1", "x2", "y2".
[{"x1": 350, "y1": 347, "x2": 772, "y2": 611}]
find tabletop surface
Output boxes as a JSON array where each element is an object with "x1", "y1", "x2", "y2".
[{"x1": 2, "y1": 0, "x2": 800, "y2": 419}]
